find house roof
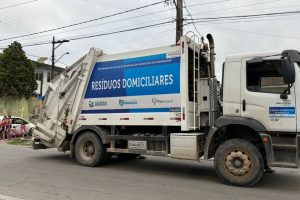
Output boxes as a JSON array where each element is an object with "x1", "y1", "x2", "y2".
[{"x1": 32, "y1": 61, "x2": 64, "y2": 72}]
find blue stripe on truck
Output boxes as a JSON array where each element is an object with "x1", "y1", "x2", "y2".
[{"x1": 81, "y1": 107, "x2": 180, "y2": 114}]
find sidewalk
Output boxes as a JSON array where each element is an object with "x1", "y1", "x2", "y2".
[
  {"x1": 0, "y1": 139, "x2": 7, "y2": 144},
  {"x1": 0, "y1": 137, "x2": 32, "y2": 145}
]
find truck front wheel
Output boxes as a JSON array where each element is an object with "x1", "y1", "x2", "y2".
[
  {"x1": 214, "y1": 139, "x2": 264, "y2": 187},
  {"x1": 74, "y1": 132, "x2": 108, "y2": 167}
]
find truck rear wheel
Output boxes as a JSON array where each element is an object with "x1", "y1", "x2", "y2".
[
  {"x1": 214, "y1": 139, "x2": 264, "y2": 187},
  {"x1": 74, "y1": 132, "x2": 108, "y2": 167}
]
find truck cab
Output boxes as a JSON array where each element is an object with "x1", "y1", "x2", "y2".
[
  {"x1": 221, "y1": 50, "x2": 299, "y2": 167},
  {"x1": 206, "y1": 50, "x2": 300, "y2": 186}
]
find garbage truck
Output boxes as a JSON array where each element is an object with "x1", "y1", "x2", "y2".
[{"x1": 32, "y1": 33, "x2": 300, "y2": 186}]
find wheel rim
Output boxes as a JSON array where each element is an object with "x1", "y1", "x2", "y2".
[
  {"x1": 81, "y1": 140, "x2": 95, "y2": 159},
  {"x1": 225, "y1": 150, "x2": 252, "y2": 177}
]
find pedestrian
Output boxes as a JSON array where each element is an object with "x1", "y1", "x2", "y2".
[
  {"x1": 7, "y1": 115, "x2": 12, "y2": 140},
  {"x1": 0, "y1": 118, "x2": 3, "y2": 140},
  {"x1": 20, "y1": 121, "x2": 26, "y2": 139},
  {"x1": 1, "y1": 116, "x2": 9, "y2": 140}
]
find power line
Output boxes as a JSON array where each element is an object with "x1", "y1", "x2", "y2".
[
  {"x1": 0, "y1": 0, "x2": 39, "y2": 11},
  {"x1": 68, "y1": 20, "x2": 174, "y2": 41},
  {"x1": 0, "y1": 0, "x2": 233, "y2": 44},
  {"x1": 191, "y1": 0, "x2": 284, "y2": 16},
  {"x1": 82, "y1": 0, "x2": 127, "y2": 10},
  {"x1": 22, "y1": 41, "x2": 52, "y2": 47},
  {"x1": 185, "y1": 15, "x2": 300, "y2": 25},
  {"x1": 68, "y1": 25, "x2": 175, "y2": 56},
  {"x1": 57, "y1": 17, "x2": 172, "y2": 42},
  {"x1": 0, "y1": 0, "x2": 233, "y2": 45},
  {"x1": 10, "y1": 20, "x2": 174, "y2": 48},
  {"x1": 198, "y1": 24, "x2": 300, "y2": 40},
  {"x1": 0, "y1": 14, "x2": 34, "y2": 33},
  {"x1": 0, "y1": 1, "x2": 164, "y2": 42},
  {"x1": 4, "y1": 8, "x2": 299, "y2": 48},
  {"x1": 187, "y1": 0, "x2": 232, "y2": 8},
  {"x1": 193, "y1": 2, "x2": 300, "y2": 17},
  {"x1": 183, "y1": 0, "x2": 202, "y2": 37},
  {"x1": 190, "y1": 10, "x2": 300, "y2": 22},
  {"x1": 10, "y1": 15, "x2": 174, "y2": 47},
  {"x1": 0, "y1": 9, "x2": 173, "y2": 45}
]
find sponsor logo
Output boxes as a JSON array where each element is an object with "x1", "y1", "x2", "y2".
[
  {"x1": 89, "y1": 101, "x2": 94, "y2": 108},
  {"x1": 88, "y1": 100, "x2": 107, "y2": 108},
  {"x1": 119, "y1": 99, "x2": 137, "y2": 106},
  {"x1": 152, "y1": 98, "x2": 173, "y2": 105}
]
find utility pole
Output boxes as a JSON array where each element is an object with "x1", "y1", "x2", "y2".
[
  {"x1": 51, "y1": 37, "x2": 55, "y2": 80},
  {"x1": 175, "y1": 0, "x2": 183, "y2": 43},
  {"x1": 39, "y1": 72, "x2": 43, "y2": 96},
  {"x1": 51, "y1": 36, "x2": 69, "y2": 80}
]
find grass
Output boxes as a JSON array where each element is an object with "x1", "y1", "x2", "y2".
[{"x1": 7, "y1": 138, "x2": 32, "y2": 146}]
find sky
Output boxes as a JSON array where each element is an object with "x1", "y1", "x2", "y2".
[{"x1": 0, "y1": 0, "x2": 300, "y2": 80}]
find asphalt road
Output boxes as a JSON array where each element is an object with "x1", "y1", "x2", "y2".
[{"x1": 0, "y1": 144, "x2": 300, "y2": 200}]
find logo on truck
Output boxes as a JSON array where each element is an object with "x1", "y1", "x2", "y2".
[
  {"x1": 119, "y1": 99, "x2": 137, "y2": 106},
  {"x1": 88, "y1": 100, "x2": 107, "y2": 108},
  {"x1": 152, "y1": 98, "x2": 173, "y2": 105}
]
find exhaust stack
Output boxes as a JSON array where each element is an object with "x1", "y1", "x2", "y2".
[{"x1": 206, "y1": 34, "x2": 215, "y2": 77}]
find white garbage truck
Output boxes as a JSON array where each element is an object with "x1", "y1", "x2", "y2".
[{"x1": 33, "y1": 33, "x2": 300, "y2": 186}]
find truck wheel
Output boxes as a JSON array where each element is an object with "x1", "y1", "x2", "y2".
[
  {"x1": 214, "y1": 139, "x2": 264, "y2": 187},
  {"x1": 74, "y1": 132, "x2": 108, "y2": 167}
]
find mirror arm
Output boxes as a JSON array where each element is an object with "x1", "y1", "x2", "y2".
[{"x1": 282, "y1": 83, "x2": 293, "y2": 95}]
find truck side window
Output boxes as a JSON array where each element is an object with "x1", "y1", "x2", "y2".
[{"x1": 247, "y1": 60, "x2": 288, "y2": 94}]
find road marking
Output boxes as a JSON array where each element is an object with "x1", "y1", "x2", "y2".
[{"x1": 0, "y1": 194, "x2": 24, "y2": 200}]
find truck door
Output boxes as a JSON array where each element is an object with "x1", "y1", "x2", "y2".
[{"x1": 240, "y1": 57, "x2": 296, "y2": 132}]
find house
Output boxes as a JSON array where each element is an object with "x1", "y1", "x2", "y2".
[{"x1": 33, "y1": 62, "x2": 64, "y2": 96}]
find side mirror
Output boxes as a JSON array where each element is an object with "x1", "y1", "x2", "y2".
[
  {"x1": 280, "y1": 93, "x2": 288, "y2": 100},
  {"x1": 281, "y1": 59, "x2": 295, "y2": 84}
]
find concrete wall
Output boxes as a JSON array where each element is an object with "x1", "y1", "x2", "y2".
[{"x1": 0, "y1": 96, "x2": 39, "y2": 120}]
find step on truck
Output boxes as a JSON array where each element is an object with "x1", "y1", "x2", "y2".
[{"x1": 33, "y1": 33, "x2": 300, "y2": 186}]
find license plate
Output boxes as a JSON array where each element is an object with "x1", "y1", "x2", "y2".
[{"x1": 128, "y1": 140, "x2": 147, "y2": 150}]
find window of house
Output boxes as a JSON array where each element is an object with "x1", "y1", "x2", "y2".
[
  {"x1": 247, "y1": 60, "x2": 288, "y2": 94},
  {"x1": 47, "y1": 72, "x2": 51, "y2": 82},
  {"x1": 35, "y1": 72, "x2": 43, "y2": 81}
]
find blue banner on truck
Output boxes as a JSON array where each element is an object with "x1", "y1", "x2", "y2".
[
  {"x1": 84, "y1": 53, "x2": 180, "y2": 98},
  {"x1": 269, "y1": 107, "x2": 296, "y2": 118},
  {"x1": 82, "y1": 52, "x2": 181, "y2": 114}
]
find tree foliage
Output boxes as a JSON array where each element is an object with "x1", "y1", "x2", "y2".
[{"x1": 0, "y1": 42, "x2": 37, "y2": 97}]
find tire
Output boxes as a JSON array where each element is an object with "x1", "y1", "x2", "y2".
[
  {"x1": 214, "y1": 139, "x2": 264, "y2": 187},
  {"x1": 74, "y1": 132, "x2": 108, "y2": 167}
]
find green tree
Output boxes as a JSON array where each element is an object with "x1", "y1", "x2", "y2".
[{"x1": 0, "y1": 41, "x2": 37, "y2": 97}]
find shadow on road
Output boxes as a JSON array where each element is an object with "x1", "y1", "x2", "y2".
[
  {"x1": 31, "y1": 152, "x2": 218, "y2": 183},
  {"x1": 258, "y1": 171, "x2": 300, "y2": 191},
  {"x1": 109, "y1": 156, "x2": 218, "y2": 182},
  {"x1": 31, "y1": 152, "x2": 300, "y2": 190},
  {"x1": 29, "y1": 152, "x2": 76, "y2": 165}
]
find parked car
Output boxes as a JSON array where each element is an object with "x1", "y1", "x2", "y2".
[{"x1": 0, "y1": 116, "x2": 35, "y2": 136}]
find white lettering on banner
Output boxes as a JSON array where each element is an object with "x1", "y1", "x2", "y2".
[
  {"x1": 91, "y1": 74, "x2": 174, "y2": 91},
  {"x1": 96, "y1": 59, "x2": 173, "y2": 71}
]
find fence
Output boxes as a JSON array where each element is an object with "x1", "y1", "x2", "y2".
[{"x1": 0, "y1": 96, "x2": 39, "y2": 120}]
